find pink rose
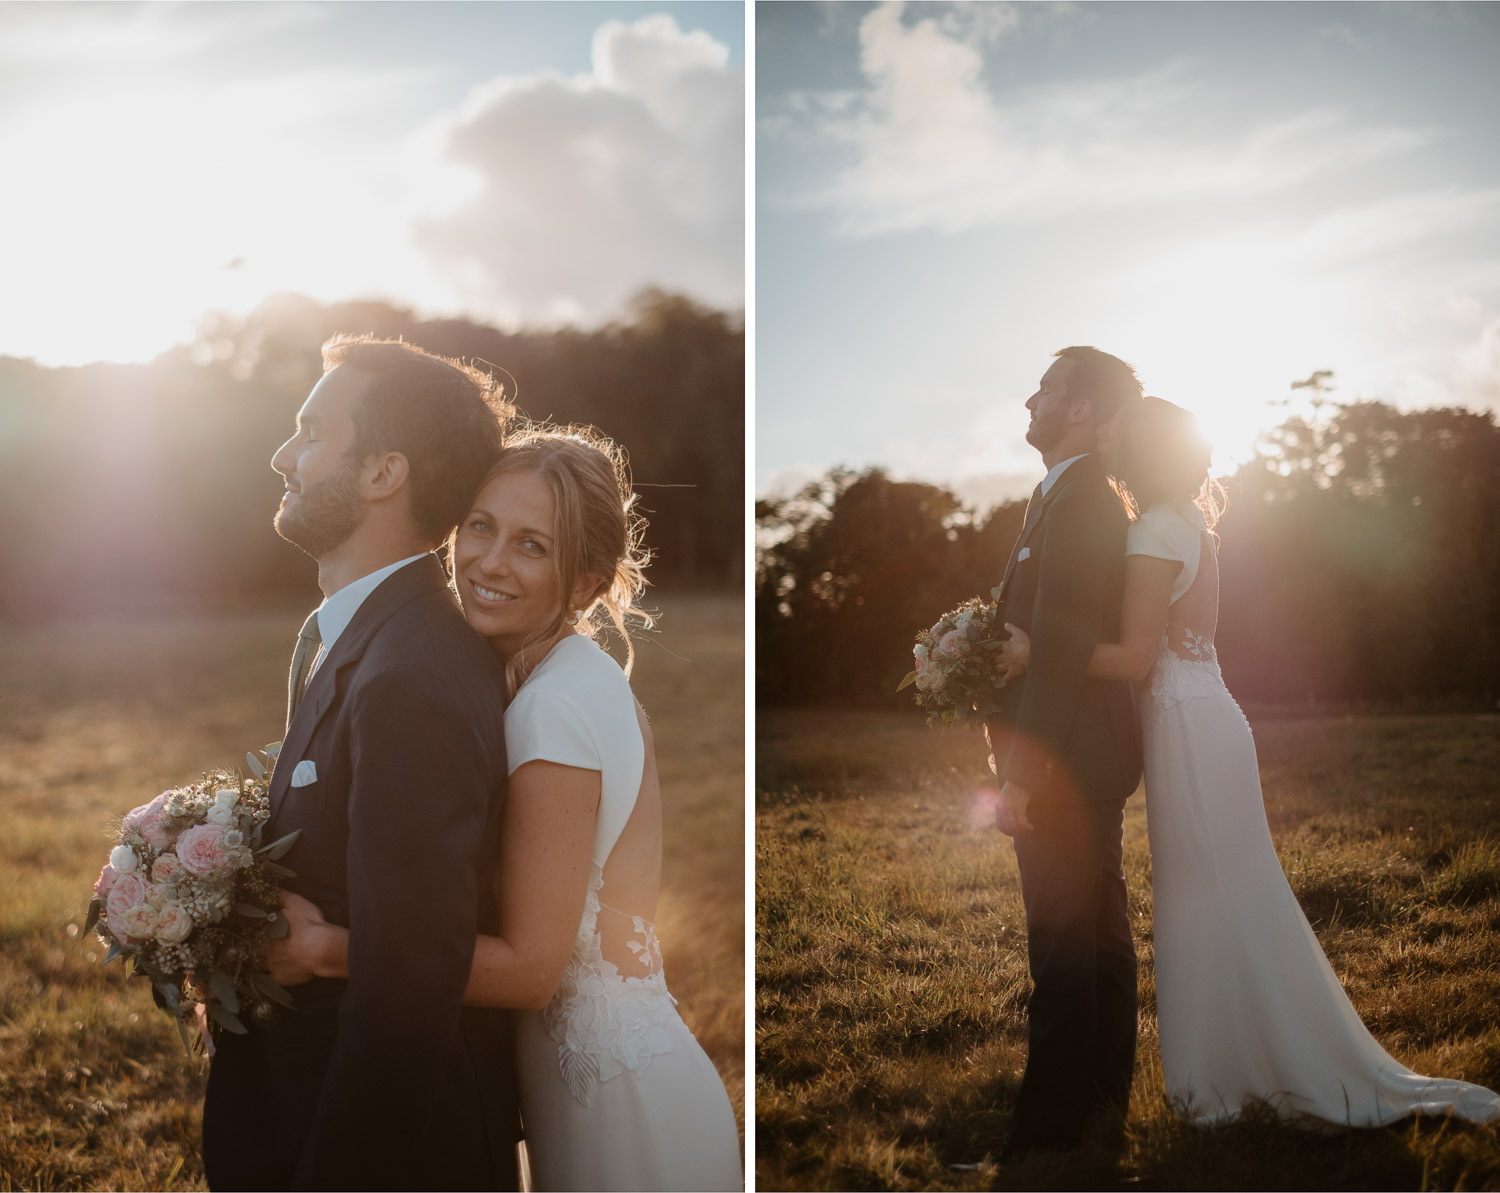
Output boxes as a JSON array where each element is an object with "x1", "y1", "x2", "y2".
[
  {"x1": 175, "y1": 824, "x2": 234, "y2": 877},
  {"x1": 93, "y1": 864, "x2": 117, "y2": 897},
  {"x1": 939, "y1": 630, "x2": 963, "y2": 657},
  {"x1": 116, "y1": 903, "x2": 160, "y2": 940},
  {"x1": 124, "y1": 793, "x2": 174, "y2": 850},
  {"x1": 151, "y1": 854, "x2": 184, "y2": 885},
  {"x1": 105, "y1": 870, "x2": 148, "y2": 924},
  {"x1": 154, "y1": 903, "x2": 194, "y2": 945}
]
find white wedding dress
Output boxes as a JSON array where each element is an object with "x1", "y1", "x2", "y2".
[
  {"x1": 1133, "y1": 501, "x2": 1500, "y2": 1127},
  {"x1": 504, "y1": 634, "x2": 742, "y2": 1191}
]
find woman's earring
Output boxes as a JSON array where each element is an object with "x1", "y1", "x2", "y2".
[{"x1": 567, "y1": 609, "x2": 585, "y2": 626}]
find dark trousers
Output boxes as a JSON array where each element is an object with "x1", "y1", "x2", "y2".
[{"x1": 1009, "y1": 795, "x2": 1137, "y2": 1148}]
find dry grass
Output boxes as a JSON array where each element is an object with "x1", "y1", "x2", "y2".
[
  {"x1": 756, "y1": 708, "x2": 1500, "y2": 1191},
  {"x1": 0, "y1": 592, "x2": 744, "y2": 1191}
]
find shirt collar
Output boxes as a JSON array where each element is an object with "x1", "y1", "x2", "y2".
[
  {"x1": 1039, "y1": 452, "x2": 1091, "y2": 497},
  {"x1": 313, "y1": 553, "x2": 430, "y2": 663}
]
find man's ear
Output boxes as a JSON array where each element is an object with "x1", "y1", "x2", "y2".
[
  {"x1": 361, "y1": 451, "x2": 411, "y2": 502},
  {"x1": 1067, "y1": 398, "x2": 1094, "y2": 426}
]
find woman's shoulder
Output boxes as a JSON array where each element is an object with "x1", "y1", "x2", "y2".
[
  {"x1": 1127, "y1": 501, "x2": 1203, "y2": 559},
  {"x1": 509, "y1": 635, "x2": 634, "y2": 720}
]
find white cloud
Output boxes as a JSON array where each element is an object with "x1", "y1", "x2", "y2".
[
  {"x1": 412, "y1": 14, "x2": 744, "y2": 326},
  {"x1": 788, "y1": 0, "x2": 1429, "y2": 237},
  {"x1": 1455, "y1": 315, "x2": 1500, "y2": 411}
]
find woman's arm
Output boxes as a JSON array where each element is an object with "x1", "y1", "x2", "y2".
[
  {"x1": 998, "y1": 554, "x2": 1182, "y2": 684},
  {"x1": 266, "y1": 759, "x2": 599, "y2": 1011}
]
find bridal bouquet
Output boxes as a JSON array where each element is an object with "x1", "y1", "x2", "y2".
[
  {"x1": 85, "y1": 745, "x2": 300, "y2": 1052},
  {"x1": 897, "y1": 597, "x2": 1008, "y2": 727}
]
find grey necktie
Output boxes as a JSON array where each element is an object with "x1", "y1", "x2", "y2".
[
  {"x1": 285, "y1": 609, "x2": 322, "y2": 733},
  {"x1": 1018, "y1": 481, "x2": 1047, "y2": 539}
]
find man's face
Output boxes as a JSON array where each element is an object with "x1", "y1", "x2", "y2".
[
  {"x1": 271, "y1": 366, "x2": 368, "y2": 558},
  {"x1": 1024, "y1": 357, "x2": 1078, "y2": 454}
]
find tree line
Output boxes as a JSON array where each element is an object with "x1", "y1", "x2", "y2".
[
  {"x1": 0, "y1": 289, "x2": 743, "y2": 619},
  {"x1": 757, "y1": 401, "x2": 1500, "y2": 710}
]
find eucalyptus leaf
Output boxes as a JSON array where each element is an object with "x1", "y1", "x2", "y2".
[
  {"x1": 233, "y1": 903, "x2": 269, "y2": 919},
  {"x1": 156, "y1": 981, "x2": 181, "y2": 1009},
  {"x1": 175, "y1": 1012, "x2": 194, "y2": 1058},
  {"x1": 258, "y1": 829, "x2": 302, "y2": 861},
  {"x1": 261, "y1": 861, "x2": 296, "y2": 879},
  {"x1": 264, "y1": 913, "x2": 290, "y2": 940},
  {"x1": 104, "y1": 940, "x2": 125, "y2": 964},
  {"x1": 209, "y1": 971, "x2": 240, "y2": 1013},
  {"x1": 83, "y1": 898, "x2": 101, "y2": 936},
  {"x1": 251, "y1": 970, "x2": 296, "y2": 1009},
  {"x1": 209, "y1": 1002, "x2": 248, "y2": 1034},
  {"x1": 896, "y1": 671, "x2": 917, "y2": 692},
  {"x1": 246, "y1": 752, "x2": 266, "y2": 780}
]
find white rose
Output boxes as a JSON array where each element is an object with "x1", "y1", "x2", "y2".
[
  {"x1": 206, "y1": 804, "x2": 233, "y2": 826},
  {"x1": 109, "y1": 844, "x2": 139, "y2": 873},
  {"x1": 118, "y1": 903, "x2": 160, "y2": 940},
  {"x1": 154, "y1": 903, "x2": 194, "y2": 945},
  {"x1": 214, "y1": 789, "x2": 238, "y2": 807}
]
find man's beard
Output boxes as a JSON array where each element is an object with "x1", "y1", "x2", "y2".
[
  {"x1": 274, "y1": 457, "x2": 364, "y2": 558},
  {"x1": 1025, "y1": 404, "x2": 1067, "y2": 453}
]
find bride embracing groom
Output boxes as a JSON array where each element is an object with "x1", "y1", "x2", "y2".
[
  {"x1": 202, "y1": 336, "x2": 741, "y2": 1191},
  {"x1": 982, "y1": 346, "x2": 1500, "y2": 1160}
]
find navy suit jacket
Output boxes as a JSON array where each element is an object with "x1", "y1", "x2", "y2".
[
  {"x1": 985, "y1": 454, "x2": 1143, "y2": 805},
  {"x1": 204, "y1": 555, "x2": 520, "y2": 1191}
]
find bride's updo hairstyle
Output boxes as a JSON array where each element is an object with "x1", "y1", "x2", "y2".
[
  {"x1": 1115, "y1": 396, "x2": 1228, "y2": 531},
  {"x1": 478, "y1": 425, "x2": 651, "y2": 698}
]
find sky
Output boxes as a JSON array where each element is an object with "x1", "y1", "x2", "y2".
[
  {"x1": 0, "y1": 1, "x2": 744, "y2": 367},
  {"x1": 757, "y1": 1, "x2": 1500, "y2": 507}
]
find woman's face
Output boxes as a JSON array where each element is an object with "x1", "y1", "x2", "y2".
[
  {"x1": 1097, "y1": 401, "x2": 1137, "y2": 475},
  {"x1": 453, "y1": 469, "x2": 566, "y2": 656}
]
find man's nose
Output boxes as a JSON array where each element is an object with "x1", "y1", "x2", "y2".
[{"x1": 271, "y1": 436, "x2": 296, "y2": 477}]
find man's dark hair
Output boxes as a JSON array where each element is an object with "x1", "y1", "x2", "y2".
[
  {"x1": 321, "y1": 334, "x2": 513, "y2": 542},
  {"x1": 1053, "y1": 345, "x2": 1143, "y2": 425}
]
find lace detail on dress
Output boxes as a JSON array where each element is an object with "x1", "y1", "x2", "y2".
[
  {"x1": 1147, "y1": 629, "x2": 1226, "y2": 725},
  {"x1": 543, "y1": 861, "x2": 678, "y2": 1106}
]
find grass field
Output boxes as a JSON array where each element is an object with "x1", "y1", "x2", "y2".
[
  {"x1": 0, "y1": 592, "x2": 744, "y2": 1191},
  {"x1": 757, "y1": 708, "x2": 1500, "y2": 1191}
]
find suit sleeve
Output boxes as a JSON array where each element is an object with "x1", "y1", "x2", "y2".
[
  {"x1": 1001, "y1": 486, "x2": 1121, "y2": 799},
  {"x1": 293, "y1": 664, "x2": 490, "y2": 1190}
]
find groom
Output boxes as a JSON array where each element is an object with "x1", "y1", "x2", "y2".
[
  {"x1": 203, "y1": 335, "x2": 518, "y2": 1190},
  {"x1": 985, "y1": 346, "x2": 1144, "y2": 1157}
]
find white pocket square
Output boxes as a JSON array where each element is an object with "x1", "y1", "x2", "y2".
[
  {"x1": 290, "y1": 760, "x2": 318, "y2": 788},
  {"x1": 1017, "y1": 546, "x2": 1031, "y2": 562}
]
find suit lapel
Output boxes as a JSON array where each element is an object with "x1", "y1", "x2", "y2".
[
  {"x1": 268, "y1": 555, "x2": 454, "y2": 821},
  {"x1": 992, "y1": 455, "x2": 1104, "y2": 603}
]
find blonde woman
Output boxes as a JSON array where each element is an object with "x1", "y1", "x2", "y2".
[{"x1": 269, "y1": 428, "x2": 742, "y2": 1191}]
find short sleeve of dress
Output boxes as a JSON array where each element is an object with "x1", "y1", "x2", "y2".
[
  {"x1": 504, "y1": 690, "x2": 601, "y2": 776},
  {"x1": 1127, "y1": 503, "x2": 1204, "y2": 602}
]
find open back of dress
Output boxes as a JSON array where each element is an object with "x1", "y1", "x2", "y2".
[{"x1": 503, "y1": 633, "x2": 742, "y2": 1191}]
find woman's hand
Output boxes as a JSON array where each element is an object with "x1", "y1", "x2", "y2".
[
  {"x1": 264, "y1": 890, "x2": 343, "y2": 986},
  {"x1": 996, "y1": 622, "x2": 1030, "y2": 682}
]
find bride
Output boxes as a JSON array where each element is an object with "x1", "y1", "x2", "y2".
[
  {"x1": 265, "y1": 427, "x2": 743, "y2": 1190},
  {"x1": 999, "y1": 394, "x2": 1500, "y2": 1127}
]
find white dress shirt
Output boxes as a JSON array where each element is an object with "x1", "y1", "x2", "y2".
[
  {"x1": 309, "y1": 553, "x2": 429, "y2": 676},
  {"x1": 1039, "y1": 452, "x2": 1092, "y2": 497}
]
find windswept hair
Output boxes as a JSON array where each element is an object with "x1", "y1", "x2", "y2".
[
  {"x1": 470, "y1": 425, "x2": 652, "y2": 699},
  {"x1": 1114, "y1": 395, "x2": 1228, "y2": 531},
  {"x1": 1053, "y1": 345, "x2": 1144, "y2": 426},
  {"x1": 321, "y1": 334, "x2": 513, "y2": 542}
]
